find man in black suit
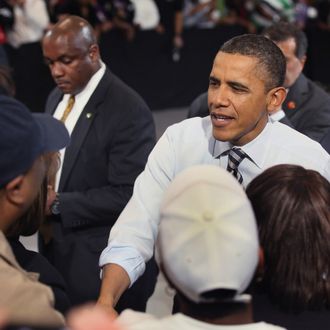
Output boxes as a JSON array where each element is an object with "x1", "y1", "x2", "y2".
[
  {"x1": 188, "y1": 23, "x2": 330, "y2": 142},
  {"x1": 41, "y1": 15, "x2": 158, "y2": 310},
  {"x1": 262, "y1": 22, "x2": 330, "y2": 142}
]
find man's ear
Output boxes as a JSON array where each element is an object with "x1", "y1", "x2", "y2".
[
  {"x1": 300, "y1": 55, "x2": 307, "y2": 70},
  {"x1": 89, "y1": 44, "x2": 99, "y2": 62},
  {"x1": 5, "y1": 175, "x2": 25, "y2": 206},
  {"x1": 266, "y1": 87, "x2": 287, "y2": 114}
]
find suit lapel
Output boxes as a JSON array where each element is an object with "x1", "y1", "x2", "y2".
[
  {"x1": 46, "y1": 90, "x2": 63, "y2": 115},
  {"x1": 58, "y1": 70, "x2": 112, "y2": 191},
  {"x1": 283, "y1": 74, "x2": 308, "y2": 118}
]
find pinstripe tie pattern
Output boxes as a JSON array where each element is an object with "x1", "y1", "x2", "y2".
[{"x1": 226, "y1": 148, "x2": 247, "y2": 184}]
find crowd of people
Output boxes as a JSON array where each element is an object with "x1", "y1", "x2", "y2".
[
  {"x1": 0, "y1": 0, "x2": 329, "y2": 111},
  {"x1": 0, "y1": 2, "x2": 329, "y2": 330}
]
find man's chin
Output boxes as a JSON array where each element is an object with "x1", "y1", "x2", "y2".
[
  {"x1": 56, "y1": 84, "x2": 72, "y2": 94},
  {"x1": 212, "y1": 128, "x2": 231, "y2": 142}
]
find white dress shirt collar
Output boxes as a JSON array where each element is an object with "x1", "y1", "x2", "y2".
[
  {"x1": 212, "y1": 119, "x2": 272, "y2": 169},
  {"x1": 53, "y1": 61, "x2": 106, "y2": 191},
  {"x1": 73, "y1": 61, "x2": 106, "y2": 103}
]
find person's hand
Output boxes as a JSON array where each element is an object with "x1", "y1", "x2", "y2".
[
  {"x1": 96, "y1": 264, "x2": 130, "y2": 318},
  {"x1": 67, "y1": 304, "x2": 121, "y2": 330},
  {"x1": 96, "y1": 296, "x2": 119, "y2": 319}
]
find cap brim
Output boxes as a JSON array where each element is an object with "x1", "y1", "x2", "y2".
[{"x1": 33, "y1": 113, "x2": 70, "y2": 152}]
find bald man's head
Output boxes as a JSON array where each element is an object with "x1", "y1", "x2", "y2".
[
  {"x1": 46, "y1": 15, "x2": 97, "y2": 49},
  {"x1": 42, "y1": 16, "x2": 101, "y2": 95}
]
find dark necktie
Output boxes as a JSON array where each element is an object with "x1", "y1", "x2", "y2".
[{"x1": 226, "y1": 147, "x2": 247, "y2": 184}]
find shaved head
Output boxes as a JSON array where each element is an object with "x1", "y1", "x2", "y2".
[
  {"x1": 42, "y1": 15, "x2": 101, "y2": 95},
  {"x1": 44, "y1": 15, "x2": 97, "y2": 50}
]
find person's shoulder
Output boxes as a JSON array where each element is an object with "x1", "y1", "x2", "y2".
[
  {"x1": 188, "y1": 92, "x2": 209, "y2": 118},
  {"x1": 104, "y1": 70, "x2": 143, "y2": 100},
  {"x1": 117, "y1": 309, "x2": 157, "y2": 327},
  {"x1": 0, "y1": 233, "x2": 20, "y2": 267},
  {"x1": 190, "y1": 92, "x2": 208, "y2": 107},
  {"x1": 117, "y1": 311, "x2": 189, "y2": 330},
  {"x1": 102, "y1": 69, "x2": 150, "y2": 112},
  {"x1": 273, "y1": 121, "x2": 326, "y2": 147},
  {"x1": 47, "y1": 87, "x2": 62, "y2": 101},
  {"x1": 270, "y1": 121, "x2": 330, "y2": 165},
  {"x1": 303, "y1": 75, "x2": 330, "y2": 100}
]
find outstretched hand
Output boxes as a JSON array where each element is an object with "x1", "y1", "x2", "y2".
[{"x1": 67, "y1": 304, "x2": 121, "y2": 330}]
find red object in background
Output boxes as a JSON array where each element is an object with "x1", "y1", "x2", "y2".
[
  {"x1": 287, "y1": 101, "x2": 296, "y2": 110},
  {"x1": 0, "y1": 26, "x2": 6, "y2": 44}
]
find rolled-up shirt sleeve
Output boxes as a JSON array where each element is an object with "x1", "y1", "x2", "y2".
[
  {"x1": 99, "y1": 127, "x2": 177, "y2": 285},
  {"x1": 99, "y1": 245, "x2": 146, "y2": 285}
]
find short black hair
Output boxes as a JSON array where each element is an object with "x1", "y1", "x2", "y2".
[
  {"x1": 220, "y1": 34, "x2": 286, "y2": 91},
  {"x1": 262, "y1": 22, "x2": 308, "y2": 59}
]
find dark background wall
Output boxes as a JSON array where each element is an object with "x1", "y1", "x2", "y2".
[
  {"x1": 101, "y1": 25, "x2": 330, "y2": 110},
  {"x1": 14, "y1": 25, "x2": 330, "y2": 112},
  {"x1": 100, "y1": 24, "x2": 248, "y2": 110}
]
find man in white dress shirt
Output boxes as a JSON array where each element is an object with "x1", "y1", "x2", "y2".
[{"x1": 97, "y1": 34, "x2": 330, "y2": 315}]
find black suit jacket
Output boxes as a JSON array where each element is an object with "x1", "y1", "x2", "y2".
[
  {"x1": 282, "y1": 73, "x2": 330, "y2": 142},
  {"x1": 321, "y1": 129, "x2": 330, "y2": 154},
  {"x1": 43, "y1": 68, "x2": 158, "y2": 309}
]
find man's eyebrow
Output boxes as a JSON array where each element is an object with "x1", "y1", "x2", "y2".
[{"x1": 209, "y1": 76, "x2": 219, "y2": 83}]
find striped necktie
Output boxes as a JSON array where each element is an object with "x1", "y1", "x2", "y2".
[
  {"x1": 226, "y1": 147, "x2": 247, "y2": 184},
  {"x1": 60, "y1": 95, "x2": 75, "y2": 123}
]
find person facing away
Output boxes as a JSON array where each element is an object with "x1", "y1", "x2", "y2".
[
  {"x1": 116, "y1": 165, "x2": 286, "y2": 330},
  {"x1": 188, "y1": 22, "x2": 330, "y2": 142},
  {"x1": 0, "y1": 95, "x2": 70, "y2": 327},
  {"x1": 41, "y1": 15, "x2": 158, "y2": 310},
  {"x1": 246, "y1": 164, "x2": 330, "y2": 330},
  {"x1": 0, "y1": 65, "x2": 71, "y2": 315},
  {"x1": 97, "y1": 34, "x2": 330, "y2": 317},
  {"x1": 5, "y1": 152, "x2": 71, "y2": 315}
]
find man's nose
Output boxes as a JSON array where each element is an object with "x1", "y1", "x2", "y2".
[
  {"x1": 51, "y1": 62, "x2": 64, "y2": 78},
  {"x1": 212, "y1": 85, "x2": 230, "y2": 107}
]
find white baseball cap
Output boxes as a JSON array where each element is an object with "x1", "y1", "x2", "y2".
[{"x1": 158, "y1": 165, "x2": 259, "y2": 303}]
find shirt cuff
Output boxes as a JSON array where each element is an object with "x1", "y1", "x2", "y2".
[{"x1": 99, "y1": 245, "x2": 146, "y2": 287}]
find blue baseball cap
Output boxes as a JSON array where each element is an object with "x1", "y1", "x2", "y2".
[{"x1": 0, "y1": 95, "x2": 70, "y2": 187}]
